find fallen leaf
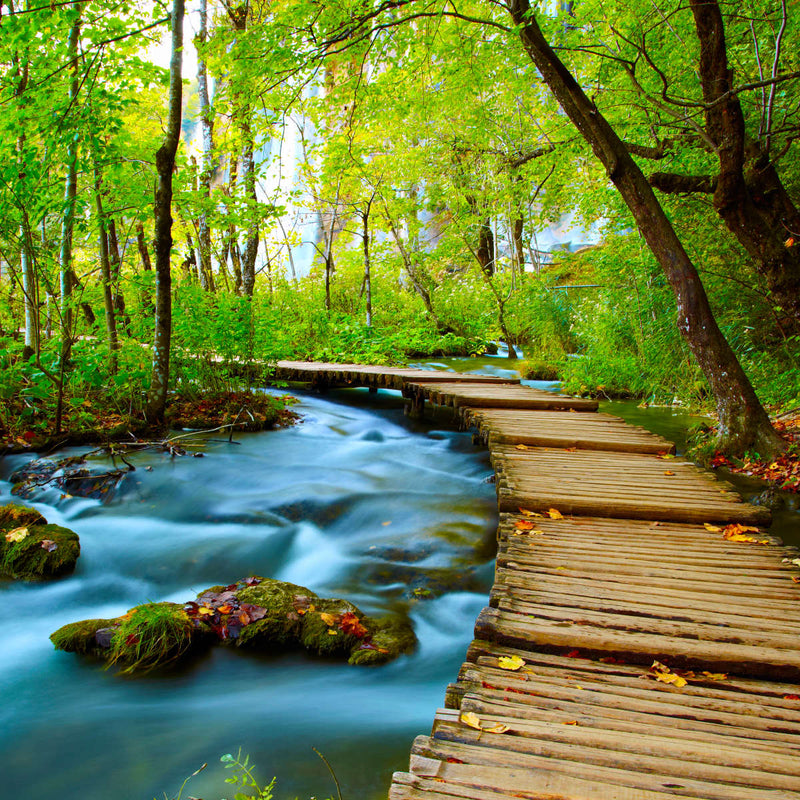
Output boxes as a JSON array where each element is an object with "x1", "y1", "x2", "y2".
[
  {"x1": 460, "y1": 711, "x2": 483, "y2": 730},
  {"x1": 327, "y1": 629, "x2": 338, "y2": 636},
  {"x1": 216, "y1": 604, "x2": 234, "y2": 615},
  {"x1": 340, "y1": 611, "x2": 368, "y2": 638},
  {"x1": 792, "y1": 576, "x2": 800, "y2": 584},
  {"x1": 40, "y1": 539, "x2": 58, "y2": 552},
  {"x1": 564, "y1": 649, "x2": 580, "y2": 658},
  {"x1": 700, "y1": 671, "x2": 728, "y2": 681},
  {"x1": 562, "y1": 720, "x2": 578, "y2": 725},
  {"x1": 482, "y1": 722, "x2": 509, "y2": 734},
  {"x1": 514, "y1": 519, "x2": 537, "y2": 531},
  {"x1": 703, "y1": 523, "x2": 721, "y2": 532},
  {"x1": 663, "y1": 470, "x2": 675, "y2": 476},
  {"x1": 547, "y1": 508, "x2": 564, "y2": 520},
  {"x1": 656, "y1": 672, "x2": 688, "y2": 688},
  {"x1": 319, "y1": 612, "x2": 338, "y2": 627},
  {"x1": 515, "y1": 444, "x2": 529, "y2": 450},
  {"x1": 198, "y1": 607, "x2": 214, "y2": 616},
  {"x1": 786, "y1": 237, "x2": 796, "y2": 247},
  {"x1": 5, "y1": 526, "x2": 30, "y2": 543},
  {"x1": 783, "y1": 694, "x2": 800, "y2": 701},
  {"x1": 497, "y1": 655, "x2": 526, "y2": 671},
  {"x1": 519, "y1": 508, "x2": 542, "y2": 517}
]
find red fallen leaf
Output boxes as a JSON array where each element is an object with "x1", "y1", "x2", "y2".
[
  {"x1": 244, "y1": 576, "x2": 261, "y2": 586},
  {"x1": 784, "y1": 694, "x2": 800, "y2": 701},
  {"x1": 599, "y1": 656, "x2": 621, "y2": 664},
  {"x1": 23, "y1": 430, "x2": 35, "y2": 442},
  {"x1": 340, "y1": 612, "x2": 368, "y2": 638},
  {"x1": 126, "y1": 633, "x2": 139, "y2": 646},
  {"x1": 225, "y1": 583, "x2": 238, "y2": 591},
  {"x1": 183, "y1": 601, "x2": 200, "y2": 615},
  {"x1": 240, "y1": 603, "x2": 266, "y2": 622},
  {"x1": 446, "y1": 758, "x2": 464, "y2": 764},
  {"x1": 564, "y1": 649, "x2": 581, "y2": 658}
]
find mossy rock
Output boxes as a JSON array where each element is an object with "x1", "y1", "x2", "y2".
[
  {"x1": 348, "y1": 615, "x2": 417, "y2": 666},
  {"x1": 50, "y1": 618, "x2": 119, "y2": 656},
  {"x1": 51, "y1": 576, "x2": 416, "y2": 675},
  {"x1": 234, "y1": 579, "x2": 315, "y2": 649},
  {"x1": 107, "y1": 602, "x2": 197, "y2": 673},
  {"x1": 300, "y1": 598, "x2": 364, "y2": 657},
  {"x1": 519, "y1": 359, "x2": 560, "y2": 381},
  {"x1": 0, "y1": 503, "x2": 46, "y2": 529},
  {"x1": 0, "y1": 522, "x2": 80, "y2": 580}
]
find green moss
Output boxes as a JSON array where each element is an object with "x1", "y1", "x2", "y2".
[
  {"x1": 50, "y1": 618, "x2": 118, "y2": 655},
  {"x1": 235, "y1": 579, "x2": 316, "y2": 649},
  {"x1": 347, "y1": 615, "x2": 417, "y2": 666},
  {"x1": 0, "y1": 503, "x2": 46, "y2": 529},
  {"x1": 300, "y1": 598, "x2": 363, "y2": 657},
  {"x1": 0, "y1": 523, "x2": 80, "y2": 580},
  {"x1": 108, "y1": 602, "x2": 196, "y2": 674},
  {"x1": 519, "y1": 359, "x2": 560, "y2": 381}
]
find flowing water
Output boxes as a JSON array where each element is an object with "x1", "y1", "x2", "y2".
[
  {"x1": 0, "y1": 388, "x2": 497, "y2": 800},
  {"x1": 3, "y1": 356, "x2": 798, "y2": 800}
]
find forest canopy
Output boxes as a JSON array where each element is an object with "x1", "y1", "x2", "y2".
[{"x1": 1, "y1": 0, "x2": 798, "y2": 456}]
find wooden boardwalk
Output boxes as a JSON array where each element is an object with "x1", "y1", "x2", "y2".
[{"x1": 275, "y1": 362, "x2": 800, "y2": 799}]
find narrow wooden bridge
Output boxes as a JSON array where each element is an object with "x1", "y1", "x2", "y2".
[{"x1": 275, "y1": 361, "x2": 800, "y2": 799}]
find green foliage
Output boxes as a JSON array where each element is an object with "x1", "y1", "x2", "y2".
[
  {"x1": 108, "y1": 602, "x2": 195, "y2": 674},
  {"x1": 221, "y1": 750, "x2": 276, "y2": 800}
]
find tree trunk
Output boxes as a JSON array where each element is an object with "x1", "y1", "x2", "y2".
[
  {"x1": 196, "y1": 0, "x2": 216, "y2": 294},
  {"x1": 20, "y1": 211, "x2": 38, "y2": 361},
  {"x1": 107, "y1": 219, "x2": 130, "y2": 333},
  {"x1": 136, "y1": 221, "x2": 155, "y2": 316},
  {"x1": 362, "y1": 203, "x2": 372, "y2": 327},
  {"x1": 58, "y1": 2, "x2": 82, "y2": 367},
  {"x1": 687, "y1": 0, "x2": 800, "y2": 332},
  {"x1": 146, "y1": 0, "x2": 184, "y2": 423},
  {"x1": 507, "y1": 0, "x2": 784, "y2": 457},
  {"x1": 94, "y1": 163, "x2": 119, "y2": 374},
  {"x1": 476, "y1": 218, "x2": 495, "y2": 275}
]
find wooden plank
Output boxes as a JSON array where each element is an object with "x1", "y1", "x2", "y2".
[
  {"x1": 475, "y1": 606, "x2": 800, "y2": 680},
  {"x1": 410, "y1": 737, "x2": 800, "y2": 800}
]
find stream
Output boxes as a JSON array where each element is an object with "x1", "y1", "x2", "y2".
[{"x1": 2, "y1": 356, "x2": 797, "y2": 800}]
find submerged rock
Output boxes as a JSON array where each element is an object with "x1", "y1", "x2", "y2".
[
  {"x1": 50, "y1": 576, "x2": 416, "y2": 673},
  {"x1": 0, "y1": 504, "x2": 80, "y2": 580},
  {"x1": 10, "y1": 456, "x2": 128, "y2": 502}
]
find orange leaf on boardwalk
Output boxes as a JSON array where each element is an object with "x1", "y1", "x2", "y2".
[
  {"x1": 519, "y1": 508, "x2": 542, "y2": 517},
  {"x1": 514, "y1": 520, "x2": 537, "y2": 531},
  {"x1": 704, "y1": 523, "x2": 721, "y2": 532},
  {"x1": 663, "y1": 470, "x2": 675, "y2": 476},
  {"x1": 547, "y1": 508, "x2": 564, "y2": 520},
  {"x1": 515, "y1": 444, "x2": 529, "y2": 450}
]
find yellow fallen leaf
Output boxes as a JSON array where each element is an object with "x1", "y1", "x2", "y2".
[
  {"x1": 704, "y1": 523, "x2": 721, "y2": 532},
  {"x1": 547, "y1": 508, "x2": 564, "y2": 520},
  {"x1": 519, "y1": 508, "x2": 542, "y2": 517},
  {"x1": 515, "y1": 444, "x2": 529, "y2": 450},
  {"x1": 663, "y1": 470, "x2": 675, "y2": 476},
  {"x1": 5, "y1": 526, "x2": 30, "y2": 543},
  {"x1": 497, "y1": 655, "x2": 525, "y2": 671},
  {"x1": 319, "y1": 612, "x2": 338, "y2": 626},
  {"x1": 701, "y1": 672, "x2": 728, "y2": 681},
  {"x1": 656, "y1": 672, "x2": 687, "y2": 688},
  {"x1": 327, "y1": 629, "x2": 338, "y2": 636},
  {"x1": 460, "y1": 711, "x2": 482, "y2": 730},
  {"x1": 482, "y1": 722, "x2": 509, "y2": 734},
  {"x1": 514, "y1": 520, "x2": 537, "y2": 531},
  {"x1": 562, "y1": 720, "x2": 579, "y2": 725},
  {"x1": 198, "y1": 607, "x2": 214, "y2": 616}
]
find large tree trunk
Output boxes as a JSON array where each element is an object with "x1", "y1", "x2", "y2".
[
  {"x1": 228, "y1": 3, "x2": 259, "y2": 297},
  {"x1": 146, "y1": 0, "x2": 184, "y2": 422},
  {"x1": 58, "y1": 1, "x2": 82, "y2": 367},
  {"x1": 507, "y1": 0, "x2": 784, "y2": 457},
  {"x1": 94, "y1": 162, "x2": 120, "y2": 374},
  {"x1": 196, "y1": 0, "x2": 216, "y2": 294},
  {"x1": 476, "y1": 218, "x2": 495, "y2": 276},
  {"x1": 107, "y1": 219, "x2": 129, "y2": 333},
  {"x1": 687, "y1": 0, "x2": 800, "y2": 332}
]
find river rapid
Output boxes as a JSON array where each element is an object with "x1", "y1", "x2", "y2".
[
  {"x1": 2, "y1": 356, "x2": 797, "y2": 800},
  {"x1": 0, "y1": 386, "x2": 497, "y2": 800}
]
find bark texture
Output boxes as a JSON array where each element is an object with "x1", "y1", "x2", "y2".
[
  {"x1": 146, "y1": 0, "x2": 184, "y2": 422},
  {"x1": 506, "y1": 0, "x2": 784, "y2": 456}
]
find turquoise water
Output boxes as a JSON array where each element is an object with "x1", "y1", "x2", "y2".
[{"x1": 0, "y1": 388, "x2": 497, "y2": 800}]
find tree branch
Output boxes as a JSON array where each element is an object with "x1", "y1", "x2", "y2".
[{"x1": 649, "y1": 171, "x2": 717, "y2": 194}]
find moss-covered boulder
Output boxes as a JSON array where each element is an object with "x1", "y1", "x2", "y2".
[
  {"x1": 0, "y1": 521, "x2": 80, "y2": 580},
  {"x1": 0, "y1": 502, "x2": 46, "y2": 528},
  {"x1": 51, "y1": 576, "x2": 416, "y2": 674}
]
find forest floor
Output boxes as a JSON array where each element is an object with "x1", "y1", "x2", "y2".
[{"x1": 0, "y1": 390, "x2": 299, "y2": 456}]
